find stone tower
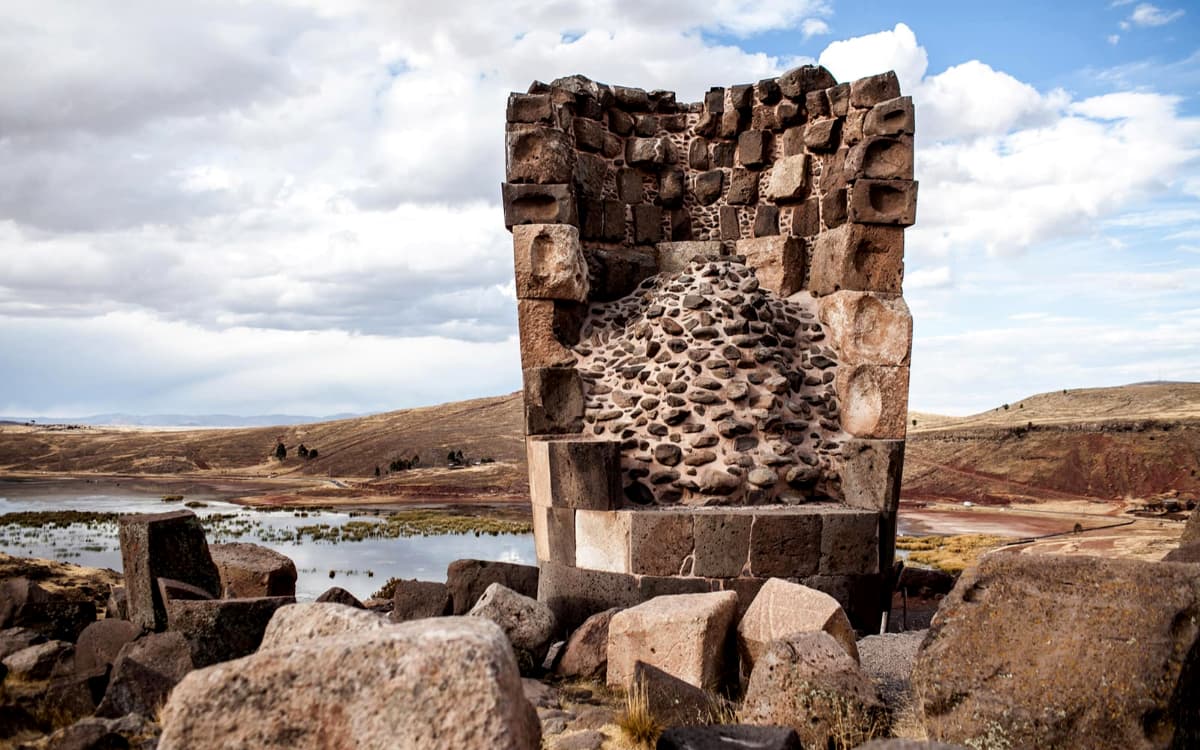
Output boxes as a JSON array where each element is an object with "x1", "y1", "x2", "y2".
[{"x1": 503, "y1": 65, "x2": 915, "y2": 634}]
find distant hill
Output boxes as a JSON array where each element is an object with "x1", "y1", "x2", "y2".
[
  {"x1": 0, "y1": 413, "x2": 361, "y2": 428},
  {"x1": 1, "y1": 383, "x2": 1197, "y2": 505}
]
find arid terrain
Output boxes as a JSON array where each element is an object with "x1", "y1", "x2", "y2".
[{"x1": 1, "y1": 383, "x2": 1197, "y2": 517}]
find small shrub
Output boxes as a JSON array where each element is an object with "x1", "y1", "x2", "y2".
[{"x1": 615, "y1": 678, "x2": 663, "y2": 748}]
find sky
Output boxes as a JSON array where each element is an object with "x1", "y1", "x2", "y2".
[{"x1": 0, "y1": 0, "x2": 1197, "y2": 418}]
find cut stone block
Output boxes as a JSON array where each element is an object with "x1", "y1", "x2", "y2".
[
  {"x1": 764, "y1": 154, "x2": 810, "y2": 203},
  {"x1": 753, "y1": 205, "x2": 780, "y2": 237},
  {"x1": 0, "y1": 577, "x2": 96, "y2": 642},
  {"x1": 573, "y1": 116, "x2": 605, "y2": 152},
  {"x1": 840, "y1": 440, "x2": 904, "y2": 572},
  {"x1": 517, "y1": 299, "x2": 580, "y2": 369},
  {"x1": 820, "y1": 511, "x2": 880, "y2": 575},
  {"x1": 575, "y1": 510, "x2": 631, "y2": 574},
  {"x1": 800, "y1": 574, "x2": 886, "y2": 635},
  {"x1": 694, "y1": 170, "x2": 724, "y2": 205},
  {"x1": 446, "y1": 559, "x2": 539, "y2": 616},
  {"x1": 628, "y1": 510, "x2": 694, "y2": 576},
  {"x1": 835, "y1": 364, "x2": 910, "y2": 439},
  {"x1": 512, "y1": 223, "x2": 589, "y2": 301},
  {"x1": 390, "y1": 579, "x2": 452, "y2": 622},
  {"x1": 864, "y1": 97, "x2": 914, "y2": 137},
  {"x1": 747, "y1": 511, "x2": 821, "y2": 578},
  {"x1": 738, "y1": 578, "x2": 859, "y2": 674},
  {"x1": 166, "y1": 596, "x2": 295, "y2": 668},
  {"x1": 737, "y1": 130, "x2": 770, "y2": 168},
  {"x1": 736, "y1": 236, "x2": 805, "y2": 297},
  {"x1": 657, "y1": 241, "x2": 723, "y2": 273},
  {"x1": 693, "y1": 513, "x2": 752, "y2": 578},
  {"x1": 914, "y1": 555, "x2": 1200, "y2": 749},
  {"x1": 506, "y1": 93, "x2": 553, "y2": 124},
  {"x1": 532, "y1": 505, "x2": 576, "y2": 565},
  {"x1": 209, "y1": 542, "x2": 297, "y2": 598},
  {"x1": 633, "y1": 203, "x2": 663, "y2": 244},
  {"x1": 118, "y1": 510, "x2": 221, "y2": 632},
  {"x1": 848, "y1": 179, "x2": 917, "y2": 226},
  {"x1": 618, "y1": 167, "x2": 644, "y2": 203},
  {"x1": 846, "y1": 136, "x2": 914, "y2": 181},
  {"x1": 778, "y1": 65, "x2": 836, "y2": 100},
  {"x1": 826, "y1": 83, "x2": 850, "y2": 116},
  {"x1": 260, "y1": 602, "x2": 390, "y2": 648},
  {"x1": 688, "y1": 137, "x2": 709, "y2": 170},
  {"x1": 505, "y1": 125, "x2": 575, "y2": 184},
  {"x1": 627, "y1": 136, "x2": 672, "y2": 168},
  {"x1": 501, "y1": 182, "x2": 577, "y2": 228},
  {"x1": 807, "y1": 223, "x2": 904, "y2": 295},
  {"x1": 607, "y1": 591, "x2": 738, "y2": 692},
  {"x1": 849, "y1": 72, "x2": 900, "y2": 108},
  {"x1": 727, "y1": 167, "x2": 759, "y2": 205},
  {"x1": 803, "y1": 118, "x2": 841, "y2": 152},
  {"x1": 817, "y1": 291, "x2": 912, "y2": 366},
  {"x1": 584, "y1": 245, "x2": 658, "y2": 301},
  {"x1": 537, "y1": 560, "x2": 715, "y2": 633},
  {"x1": 527, "y1": 437, "x2": 620, "y2": 510},
  {"x1": 523, "y1": 366, "x2": 585, "y2": 435},
  {"x1": 719, "y1": 206, "x2": 741, "y2": 240},
  {"x1": 96, "y1": 632, "x2": 194, "y2": 720},
  {"x1": 574, "y1": 152, "x2": 607, "y2": 199}
]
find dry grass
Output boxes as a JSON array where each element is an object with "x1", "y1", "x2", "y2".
[
  {"x1": 614, "y1": 678, "x2": 663, "y2": 748},
  {"x1": 896, "y1": 534, "x2": 1006, "y2": 574}
]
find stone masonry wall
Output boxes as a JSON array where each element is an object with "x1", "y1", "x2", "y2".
[{"x1": 505, "y1": 64, "x2": 915, "y2": 633}]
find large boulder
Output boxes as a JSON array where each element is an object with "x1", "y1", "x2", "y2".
[
  {"x1": 2, "y1": 639, "x2": 74, "y2": 681},
  {"x1": 741, "y1": 632, "x2": 887, "y2": 749},
  {"x1": 468, "y1": 583, "x2": 557, "y2": 672},
  {"x1": 390, "y1": 579, "x2": 452, "y2": 622},
  {"x1": 158, "y1": 617, "x2": 541, "y2": 749},
  {"x1": 258, "y1": 602, "x2": 391, "y2": 649},
  {"x1": 555, "y1": 607, "x2": 620, "y2": 680},
  {"x1": 0, "y1": 578, "x2": 96, "y2": 642},
  {"x1": 208, "y1": 542, "x2": 297, "y2": 598},
  {"x1": 913, "y1": 554, "x2": 1200, "y2": 749},
  {"x1": 446, "y1": 559, "x2": 539, "y2": 615},
  {"x1": 607, "y1": 591, "x2": 738, "y2": 692},
  {"x1": 166, "y1": 596, "x2": 294, "y2": 667},
  {"x1": 118, "y1": 510, "x2": 221, "y2": 631},
  {"x1": 96, "y1": 631, "x2": 194, "y2": 719},
  {"x1": 737, "y1": 578, "x2": 859, "y2": 674}
]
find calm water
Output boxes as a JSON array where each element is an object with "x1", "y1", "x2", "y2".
[{"x1": 0, "y1": 480, "x2": 534, "y2": 601}]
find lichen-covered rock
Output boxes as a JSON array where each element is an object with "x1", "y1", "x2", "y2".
[
  {"x1": 741, "y1": 631, "x2": 887, "y2": 749},
  {"x1": 0, "y1": 577, "x2": 96, "y2": 642},
  {"x1": 258, "y1": 602, "x2": 391, "y2": 650},
  {"x1": 96, "y1": 632, "x2": 194, "y2": 719},
  {"x1": 913, "y1": 554, "x2": 1200, "y2": 750},
  {"x1": 158, "y1": 617, "x2": 541, "y2": 750},
  {"x1": 209, "y1": 542, "x2": 297, "y2": 598},
  {"x1": 468, "y1": 583, "x2": 557, "y2": 671}
]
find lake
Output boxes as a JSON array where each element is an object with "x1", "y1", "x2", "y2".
[{"x1": 0, "y1": 479, "x2": 535, "y2": 601}]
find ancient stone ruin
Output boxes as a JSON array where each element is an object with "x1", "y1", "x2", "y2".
[{"x1": 505, "y1": 65, "x2": 916, "y2": 633}]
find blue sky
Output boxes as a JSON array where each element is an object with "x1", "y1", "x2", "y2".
[{"x1": 0, "y1": 0, "x2": 1196, "y2": 417}]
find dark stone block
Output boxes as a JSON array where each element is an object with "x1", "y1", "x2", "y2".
[
  {"x1": 584, "y1": 245, "x2": 657, "y2": 301},
  {"x1": 315, "y1": 586, "x2": 364, "y2": 608},
  {"x1": 693, "y1": 514, "x2": 752, "y2": 578},
  {"x1": 118, "y1": 510, "x2": 220, "y2": 632},
  {"x1": 166, "y1": 596, "x2": 294, "y2": 668},
  {"x1": 727, "y1": 168, "x2": 757, "y2": 205},
  {"x1": 618, "y1": 168, "x2": 644, "y2": 204},
  {"x1": 506, "y1": 93, "x2": 553, "y2": 124},
  {"x1": 634, "y1": 204, "x2": 664, "y2": 244},
  {"x1": 575, "y1": 152, "x2": 608, "y2": 200},
  {"x1": 523, "y1": 366, "x2": 585, "y2": 435},
  {"x1": 753, "y1": 205, "x2": 780, "y2": 237},
  {"x1": 748, "y1": 511, "x2": 821, "y2": 578},
  {"x1": 501, "y1": 182, "x2": 577, "y2": 228},
  {"x1": 719, "y1": 206, "x2": 741, "y2": 241},
  {"x1": 737, "y1": 130, "x2": 770, "y2": 168},
  {"x1": 711, "y1": 141, "x2": 736, "y2": 168},
  {"x1": 694, "y1": 171, "x2": 724, "y2": 206},
  {"x1": 446, "y1": 559, "x2": 539, "y2": 615},
  {"x1": 96, "y1": 631, "x2": 194, "y2": 718},
  {"x1": 390, "y1": 580, "x2": 452, "y2": 622},
  {"x1": 574, "y1": 117, "x2": 606, "y2": 152},
  {"x1": 0, "y1": 578, "x2": 97, "y2": 642}
]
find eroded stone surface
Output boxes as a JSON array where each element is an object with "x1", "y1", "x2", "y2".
[{"x1": 607, "y1": 591, "x2": 737, "y2": 692}]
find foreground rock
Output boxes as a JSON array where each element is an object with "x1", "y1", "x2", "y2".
[
  {"x1": 118, "y1": 510, "x2": 220, "y2": 630},
  {"x1": 738, "y1": 578, "x2": 859, "y2": 673},
  {"x1": 1164, "y1": 505, "x2": 1200, "y2": 562},
  {"x1": 446, "y1": 559, "x2": 539, "y2": 615},
  {"x1": 913, "y1": 554, "x2": 1200, "y2": 749},
  {"x1": 741, "y1": 631, "x2": 887, "y2": 748},
  {"x1": 469, "y1": 583, "x2": 557, "y2": 672},
  {"x1": 158, "y1": 617, "x2": 541, "y2": 749},
  {"x1": 209, "y1": 542, "x2": 297, "y2": 598},
  {"x1": 607, "y1": 591, "x2": 737, "y2": 692}
]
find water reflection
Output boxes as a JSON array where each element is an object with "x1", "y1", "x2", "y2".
[{"x1": 0, "y1": 483, "x2": 534, "y2": 602}]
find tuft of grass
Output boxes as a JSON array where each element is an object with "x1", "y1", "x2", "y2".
[
  {"x1": 615, "y1": 678, "x2": 663, "y2": 748},
  {"x1": 161, "y1": 494, "x2": 184, "y2": 502},
  {"x1": 896, "y1": 534, "x2": 1006, "y2": 574}
]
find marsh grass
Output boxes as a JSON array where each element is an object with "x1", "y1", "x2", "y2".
[
  {"x1": 895, "y1": 534, "x2": 1006, "y2": 574},
  {"x1": 615, "y1": 677, "x2": 662, "y2": 748}
]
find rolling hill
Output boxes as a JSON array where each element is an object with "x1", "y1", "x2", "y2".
[{"x1": 1, "y1": 383, "x2": 1197, "y2": 505}]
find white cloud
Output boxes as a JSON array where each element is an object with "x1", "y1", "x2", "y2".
[
  {"x1": 1107, "y1": 34, "x2": 1121, "y2": 45},
  {"x1": 802, "y1": 18, "x2": 831, "y2": 38},
  {"x1": 906, "y1": 266, "x2": 953, "y2": 289},
  {"x1": 1127, "y1": 3, "x2": 1185, "y2": 27},
  {"x1": 818, "y1": 23, "x2": 928, "y2": 93}
]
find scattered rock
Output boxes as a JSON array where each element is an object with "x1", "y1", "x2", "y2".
[
  {"x1": 74, "y1": 619, "x2": 142, "y2": 674},
  {"x1": 166, "y1": 596, "x2": 295, "y2": 667},
  {"x1": 0, "y1": 577, "x2": 96, "y2": 642},
  {"x1": 446, "y1": 559, "x2": 540, "y2": 615},
  {"x1": 158, "y1": 617, "x2": 542, "y2": 749},
  {"x1": 0, "y1": 626, "x2": 46, "y2": 661},
  {"x1": 468, "y1": 583, "x2": 558, "y2": 672},
  {"x1": 209, "y1": 542, "x2": 297, "y2": 598},
  {"x1": 315, "y1": 586, "x2": 364, "y2": 609},
  {"x1": 742, "y1": 631, "x2": 887, "y2": 749},
  {"x1": 658, "y1": 724, "x2": 803, "y2": 749},
  {"x1": 259, "y1": 602, "x2": 392, "y2": 649},
  {"x1": 390, "y1": 579, "x2": 452, "y2": 622},
  {"x1": 738, "y1": 578, "x2": 859, "y2": 674},
  {"x1": 2, "y1": 639, "x2": 73, "y2": 681},
  {"x1": 96, "y1": 631, "x2": 194, "y2": 719},
  {"x1": 555, "y1": 607, "x2": 620, "y2": 680}
]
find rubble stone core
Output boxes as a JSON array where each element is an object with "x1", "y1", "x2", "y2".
[{"x1": 505, "y1": 66, "x2": 915, "y2": 634}]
